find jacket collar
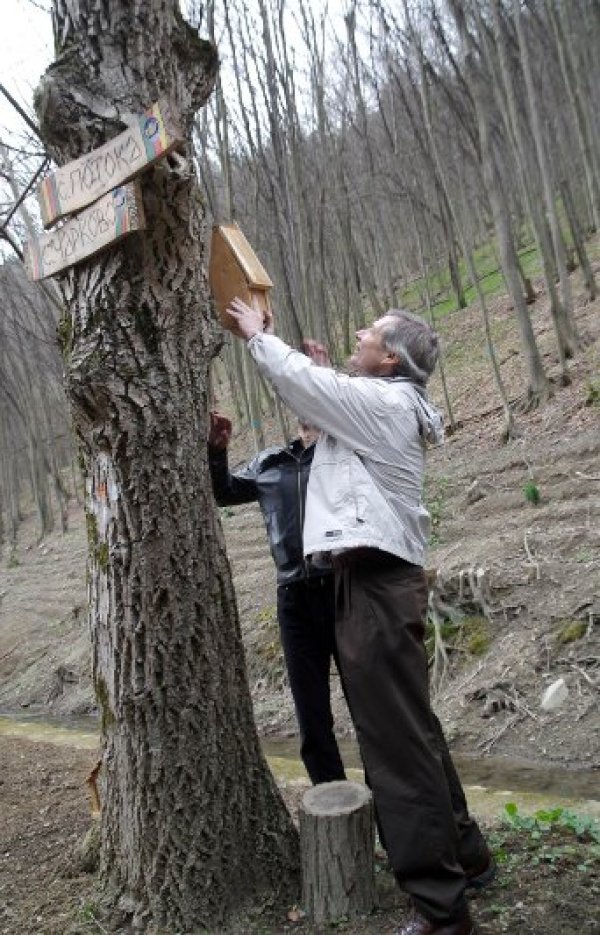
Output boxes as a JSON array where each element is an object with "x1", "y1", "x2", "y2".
[{"x1": 288, "y1": 438, "x2": 315, "y2": 459}]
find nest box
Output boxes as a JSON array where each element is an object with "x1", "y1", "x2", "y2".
[{"x1": 209, "y1": 222, "x2": 273, "y2": 330}]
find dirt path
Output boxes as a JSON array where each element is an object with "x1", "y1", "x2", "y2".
[
  {"x1": 1, "y1": 734, "x2": 599, "y2": 934},
  {"x1": 0, "y1": 737, "x2": 95, "y2": 935}
]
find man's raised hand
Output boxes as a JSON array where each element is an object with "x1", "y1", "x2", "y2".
[
  {"x1": 209, "y1": 411, "x2": 233, "y2": 450},
  {"x1": 302, "y1": 339, "x2": 331, "y2": 368},
  {"x1": 225, "y1": 297, "x2": 274, "y2": 340}
]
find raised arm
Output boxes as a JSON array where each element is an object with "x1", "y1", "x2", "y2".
[
  {"x1": 249, "y1": 336, "x2": 388, "y2": 454},
  {"x1": 208, "y1": 411, "x2": 260, "y2": 506},
  {"x1": 226, "y1": 299, "x2": 396, "y2": 455}
]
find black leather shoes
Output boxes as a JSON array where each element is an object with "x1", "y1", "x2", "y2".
[{"x1": 395, "y1": 908, "x2": 477, "y2": 934}]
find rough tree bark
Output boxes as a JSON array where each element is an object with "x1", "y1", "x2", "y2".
[
  {"x1": 560, "y1": 178, "x2": 597, "y2": 301},
  {"x1": 34, "y1": 1, "x2": 298, "y2": 930},
  {"x1": 300, "y1": 781, "x2": 375, "y2": 925}
]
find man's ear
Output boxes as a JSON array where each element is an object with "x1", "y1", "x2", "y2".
[{"x1": 383, "y1": 352, "x2": 401, "y2": 374}]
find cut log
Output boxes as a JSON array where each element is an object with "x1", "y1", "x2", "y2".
[{"x1": 299, "y1": 780, "x2": 376, "y2": 924}]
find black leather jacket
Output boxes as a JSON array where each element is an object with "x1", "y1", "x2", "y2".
[{"x1": 208, "y1": 439, "x2": 331, "y2": 585}]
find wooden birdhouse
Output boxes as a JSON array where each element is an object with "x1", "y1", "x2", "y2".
[{"x1": 209, "y1": 222, "x2": 273, "y2": 330}]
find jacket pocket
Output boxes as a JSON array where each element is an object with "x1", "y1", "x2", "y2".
[{"x1": 351, "y1": 458, "x2": 376, "y2": 527}]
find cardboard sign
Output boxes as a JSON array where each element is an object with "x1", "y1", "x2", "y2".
[
  {"x1": 24, "y1": 182, "x2": 145, "y2": 281},
  {"x1": 209, "y1": 223, "x2": 273, "y2": 329},
  {"x1": 38, "y1": 99, "x2": 183, "y2": 228}
]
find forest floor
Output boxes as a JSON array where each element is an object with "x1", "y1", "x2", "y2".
[
  {"x1": 0, "y1": 734, "x2": 599, "y2": 934},
  {"x1": 0, "y1": 247, "x2": 599, "y2": 932}
]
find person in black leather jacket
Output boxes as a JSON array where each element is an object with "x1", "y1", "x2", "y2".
[{"x1": 208, "y1": 411, "x2": 346, "y2": 785}]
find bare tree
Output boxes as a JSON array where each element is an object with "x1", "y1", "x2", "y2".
[
  {"x1": 450, "y1": 0, "x2": 550, "y2": 407},
  {"x1": 513, "y1": 0, "x2": 580, "y2": 355},
  {"x1": 402, "y1": 1, "x2": 515, "y2": 437}
]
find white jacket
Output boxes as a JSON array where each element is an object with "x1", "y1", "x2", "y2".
[{"x1": 248, "y1": 334, "x2": 444, "y2": 567}]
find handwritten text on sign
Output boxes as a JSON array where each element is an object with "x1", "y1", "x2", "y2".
[
  {"x1": 38, "y1": 99, "x2": 182, "y2": 228},
  {"x1": 24, "y1": 182, "x2": 145, "y2": 281}
]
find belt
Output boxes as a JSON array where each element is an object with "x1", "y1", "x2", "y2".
[{"x1": 330, "y1": 547, "x2": 416, "y2": 570}]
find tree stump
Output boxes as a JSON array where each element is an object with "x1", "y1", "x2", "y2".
[{"x1": 299, "y1": 781, "x2": 376, "y2": 924}]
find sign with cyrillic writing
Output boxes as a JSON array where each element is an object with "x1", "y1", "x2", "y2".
[
  {"x1": 24, "y1": 182, "x2": 145, "y2": 281},
  {"x1": 38, "y1": 99, "x2": 182, "y2": 228}
]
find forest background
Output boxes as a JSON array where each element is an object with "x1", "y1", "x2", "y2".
[
  {"x1": 2, "y1": 0, "x2": 600, "y2": 533},
  {"x1": 0, "y1": 1, "x2": 599, "y2": 931},
  {"x1": 1, "y1": 0, "x2": 599, "y2": 763}
]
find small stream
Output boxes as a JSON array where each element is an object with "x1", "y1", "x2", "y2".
[
  {"x1": 263, "y1": 735, "x2": 600, "y2": 801},
  {"x1": 1, "y1": 712, "x2": 598, "y2": 820}
]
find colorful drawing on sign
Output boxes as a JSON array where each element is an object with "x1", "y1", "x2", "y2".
[
  {"x1": 37, "y1": 99, "x2": 182, "y2": 228},
  {"x1": 141, "y1": 114, "x2": 169, "y2": 160},
  {"x1": 24, "y1": 182, "x2": 145, "y2": 281}
]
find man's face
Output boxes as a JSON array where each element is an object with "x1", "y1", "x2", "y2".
[
  {"x1": 349, "y1": 316, "x2": 398, "y2": 376},
  {"x1": 298, "y1": 422, "x2": 319, "y2": 448}
]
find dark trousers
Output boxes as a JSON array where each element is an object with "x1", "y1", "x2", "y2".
[
  {"x1": 277, "y1": 576, "x2": 346, "y2": 784},
  {"x1": 334, "y1": 551, "x2": 488, "y2": 924}
]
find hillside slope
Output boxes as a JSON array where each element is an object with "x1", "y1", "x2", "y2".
[{"x1": 0, "y1": 255, "x2": 598, "y2": 768}]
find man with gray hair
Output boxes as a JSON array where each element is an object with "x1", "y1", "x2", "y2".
[
  {"x1": 373, "y1": 307, "x2": 441, "y2": 385},
  {"x1": 225, "y1": 299, "x2": 492, "y2": 935}
]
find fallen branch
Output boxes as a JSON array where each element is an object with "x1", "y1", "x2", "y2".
[
  {"x1": 477, "y1": 712, "x2": 524, "y2": 754},
  {"x1": 0, "y1": 643, "x2": 19, "y2": 663},
  {"x1": 429, "y1": 599, "x2": 450, "y2": 697},
  {"x1": 514, "y1": 697, "x2": 538, "y2": 721},
  {"x1": 523, "y1": 531, "x2": 540, "y2": 580},
  {"x1": 440, "y1": 661, "x2": 486, "y2": 707},
  {"x1": 571, "y1": 663, "x2": 598, "y2": 688}
]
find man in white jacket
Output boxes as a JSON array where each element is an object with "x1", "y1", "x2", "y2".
[{"x1": 226, "y1": 298, "x2": 492, "y2": 935}]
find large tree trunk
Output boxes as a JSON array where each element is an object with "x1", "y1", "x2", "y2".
[{"x1": 34, "y1": 1, "x2": 298, "y2": 930}]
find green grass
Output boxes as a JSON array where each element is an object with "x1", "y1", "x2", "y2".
[
  {"x1": 399, "y1": 241, "x2": 543, "y2": 321},
  {"x1": 523, "y1": 480, "x2": 541, "y2": 505},
  {"x1": 502, "y1": 801, "x2": 600, "y2": 846},
  {"x1": 338, "y1": 219, "x2": 596, "y2": 361},
  {"x1": 486, "y1": 803, "x2": 600, "y2": 890},
  {"x1": 519, "y1": 244, "x2": 542, "y2": 279}
]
